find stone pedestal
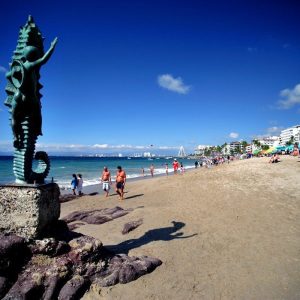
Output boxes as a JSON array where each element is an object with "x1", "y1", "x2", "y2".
[{"x1": 0, "y1": 183, "x2": 60, "y2": 239}]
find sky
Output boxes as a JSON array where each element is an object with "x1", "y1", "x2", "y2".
[{"x1": 0, "y1": 0, "x2": 300, "y2": 155}]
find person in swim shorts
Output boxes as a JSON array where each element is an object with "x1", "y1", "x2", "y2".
[
  {"x1": 101, "y1": 167, "x2": 111, "y2": 197},
  {"x1": 116, "y1": 166, "x2": 126, "y2": 200}
]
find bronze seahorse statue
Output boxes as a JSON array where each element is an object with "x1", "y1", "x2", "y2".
[{"x1": 4, "y1": 16, "x2": 57, "y2": 184}]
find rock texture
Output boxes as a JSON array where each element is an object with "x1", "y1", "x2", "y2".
[
  {"x1": 122, "y1": 219, "x2": 143, "y2": 234},
  {"x1": 0, "y1": 223, "x2": 162, "y2": 299},
  {"x1": 63, "y1": 207, "x2": 132, "y2": 228},
  {"x1": 0, "y1": 183, "x2": 60, "y2": 238}
]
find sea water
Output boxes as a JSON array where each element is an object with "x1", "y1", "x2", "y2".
[{"x1": 0, "y1": 156, "x2": 197, "y2": 189}]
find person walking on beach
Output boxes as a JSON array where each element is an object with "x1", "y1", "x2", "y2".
[
  {"x1": 141, "y1": 167, "x2": 145, "y2": 177},
  {"x1": 116, "y1": 166, "x2": 126, "y2": 200},
  {"x1": 77, "y1": 174, "x2": 83, "y2": 196},
  {"x1": 165, "y1": 163, "x2": 169, "y2": 176},
  {"x1": 195, "y1": 161, "x2": 198, "y2": 168},
  {"x1": 71, "y1": 174, "x2": 78, "y2": 195},
  {"x1": 173, "y1": 159, "x2": 179, "y2": 175},
  {"x1": 150, "y1": 164, "x2": 154, "y2": 177},
  {"x1": 101, "y1": 167, "x2": 111, "y2": 197}
]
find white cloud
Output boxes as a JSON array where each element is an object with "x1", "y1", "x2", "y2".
[
  {"x1": 0, "y1": 141, "x2": 182, "y2": 154},
  {"x1": 277, "y1": 83, "x2": 300, "y2": 109},
  {"x1": 92, "y1": 144, "x2": 109, "y2": 149},
  {"x1": 0, "y1": 65, "x2": 7, "y2": 73},
  {"x1": 266, "y1": 126, "x2": 283, "y2": 136},
  {"x1": 252, "y1": 126, "x2": 284, "y2": 140},
  {"x1": 229, "y1": 132, "x2": 239, "y2": 139},
  {"x1": 157, "y1": 74, "x2": 191, "y2": 94}
]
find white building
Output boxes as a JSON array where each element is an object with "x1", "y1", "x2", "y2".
[
  {"x1": 221, "y1": 144, "x2": 231, "y2": 155},
  {"x1": 280, "y1": 125, "x2": 300, "y2": 145},
  {"x1": 194, "y1": 145, "x2": 211, "y2": 155},
  {"x1": 230, "y1": 141, "x2": 241, "y2": 153},
  {"x1": 245, "y1": 144, "x2": 252, "y2": 153},
  {"x1": 143, "y1": 152, "x2": 151, "y2": 157},
  {"x1": 258, "y1": 136, "x2": 280, "y2": 148}
]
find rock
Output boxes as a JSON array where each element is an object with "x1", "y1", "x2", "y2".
[
  {"x1": 0, "y1": 183, "x2": 60, "y2": 239},
  {"x1": 67, "y1": 222, "x2": 85, "y2": 231},
  {"x1": 29, "y1": 238, "x2": 70, "y2": 257},
  {"x1": 0, "y1": 231, "x2": 162, "y2": 299},
  {"x1": 93, "y1": 254, "x2": 162, "y2": 287},
  {"x1": 0, "y1": 276, "x2": 9, "y2": 299},
  {"x1": 122, "y1": 219, "x2": 143, "y2": 234},
  {"x1": 0, "y1": 234, "x2": 29, "y2": 275},
  {"x1": 59, "y1": 194, "x2": 77, "y2": 203},
  {"x1": 4, "y1": 255, "x2": 72, "y2": 300},
  {"x1": 58, "y1": 275, "x2": 88, "y2": 300},
  {"x1": 68, "y1": 236, "x2": 104, "y2": 264},
  {"x1": 43, "y1": 220, "x2": 83, "y2": 242},
  {"x1": 62, "y1": 207, "x2": 132, "y2": 226}
]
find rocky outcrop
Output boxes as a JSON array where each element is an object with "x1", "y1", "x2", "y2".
[
  {"x1": 63, "y1": 207, "x2": 133, "y2": 228},
  {"x1": 0, "y1": 223, "x2": 162, "y2": 299}
]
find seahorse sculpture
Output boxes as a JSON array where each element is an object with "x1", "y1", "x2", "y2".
[{"x1": 4, "y1": 16, "x2": 57, "y2": 184}]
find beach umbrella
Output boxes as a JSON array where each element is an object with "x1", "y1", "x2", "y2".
[
  {"x1": 266, "y1": 147, "x2": 275, "y2": 154},
  {"x1": 276, "y1": 146, "x2": 286, "y2": 152},
  {"x1": 253, "y1": 149, "x2": 261, "y2": 155}
]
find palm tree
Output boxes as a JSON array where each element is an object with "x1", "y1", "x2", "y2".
[{"x1": 241, "y1": 140, "x2": 248, "y2": 153}]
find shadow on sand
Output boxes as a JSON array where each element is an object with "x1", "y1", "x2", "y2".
[
  {"x1": 125, "y1": 193, "x2": 144, "y2": 200},
  {"x1": 107, "y1": 221, "x2": 197, "y2": 254}
]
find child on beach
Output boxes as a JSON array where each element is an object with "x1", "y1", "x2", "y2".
[
  {"x1": 71, "y1": 174, "x2": 78, "y2": 195},
  {"x1": 77, "y1": 174, "x2": 83, "y2": 195},
  {"x1": 180, "y1": 162, "x2": 185, "y2": 174},
  {"x1": 101, "y1": 167, "x2": 111, "y2": 197},
  {"x1": 165, "y1": 163, "x2": 169, "y2": 176}
]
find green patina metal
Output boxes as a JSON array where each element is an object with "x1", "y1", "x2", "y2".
[{"x1": 4, "y1": 16, "x2": 57, "y2": 184}]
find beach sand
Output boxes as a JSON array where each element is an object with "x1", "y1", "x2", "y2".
[{"x1": 60, "y1": 156, "x2": 300, "y2": 300}]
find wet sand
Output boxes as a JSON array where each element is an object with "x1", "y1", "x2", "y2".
[{"x1": 60, "y1": 156, "x2": 300, "y2": 300}]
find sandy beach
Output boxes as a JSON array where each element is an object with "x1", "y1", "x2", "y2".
[{"x1": 60, "y1": 156, "x2": 300, "y2": 300}]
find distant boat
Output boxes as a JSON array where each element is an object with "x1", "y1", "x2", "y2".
[
  {"x1": 148, "y1": 158, "x2": 153, "y2": 161},
  {"x1": 127, "y1": 157, "x2": 132, "y2": 160}
]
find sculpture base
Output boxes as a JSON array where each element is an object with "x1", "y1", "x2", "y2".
[{"x1": 0, "y1": 183, "x2": 60, "y2": 239}]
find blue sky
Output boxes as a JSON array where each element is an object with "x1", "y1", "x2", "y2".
[{"x1": 0, "y1": 0, "x2": 299, "y2": 155}]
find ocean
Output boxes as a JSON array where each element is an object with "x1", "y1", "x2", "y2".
[{"x1": 0, "y1": 156, "x2": 197, "y2": 189}]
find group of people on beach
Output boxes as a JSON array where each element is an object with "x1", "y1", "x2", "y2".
[
  {"x1": 141, "y1": 159, "x2": 184, "y2": 178},
  {"x1": 71, "y1": 174, "x2": 83, "y2": 196},
  {"x1": 100, "y1": 166, "x2": 126, "y2": 200},
  {"x1": 71, "y1": 166, "x2": 127, "y2": 200}
]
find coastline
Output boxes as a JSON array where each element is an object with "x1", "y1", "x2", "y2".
[
  {"x1": 59, "y1": 155, "x2": 300, "y2": 299},
  {"x1": 60, "y1": 164, "x2": 197, "y2": 196}
]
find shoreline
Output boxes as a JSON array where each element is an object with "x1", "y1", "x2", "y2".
[
  {"x1": 59, "y1": 155, "x2": 300, "y2": 299},
  {"x1": 60, "y1": 164, "x2": 198, "y2": 195}
]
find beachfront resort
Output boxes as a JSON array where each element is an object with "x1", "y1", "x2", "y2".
[{"x1": 1, "y1": 1, "x2": 300, "y2": 299}]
